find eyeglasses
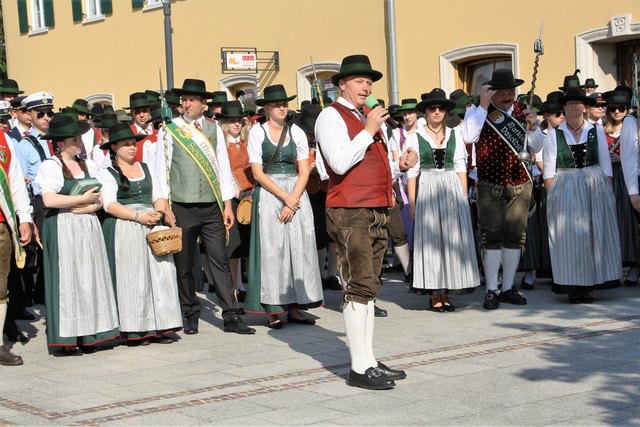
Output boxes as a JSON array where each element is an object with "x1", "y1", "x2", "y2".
[
  {"x1": 608, "y1": 106, "x2": 627, "y2": 113},
  {"x1": 427, "y1": 106, "x2": 446, "y2": 112},
  {"x1": 547, "y1": 111, "x2": 564, "y2": 118},
  {"x1": 36, "y1": 110, "x2": 54, "y2": 119}
]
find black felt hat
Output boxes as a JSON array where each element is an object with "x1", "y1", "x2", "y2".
[
  {"x1": 292, "y1": 104, "x2": 322, "y2": 134},
  {"x1": 123, "y1": 92, "x2": 153, "y2": 110},
  {"x1": 558, "y1": 87, "x2": 596, "y2": 106},
  {"x1": 415, "y1": 88, "x2": 456, "y2": 112},
  {"x1": 42, "y1": 114, "x2": 91, "y2": 141},
  {"x1": 0, "y1": 79, "x2": 24, "y2": 95},
  {"x1": 485, "y1": 69, "x2": 524, "y2": 90},
  {"x1": 214, "y1": 100, "x2": 249, "y2": 119},
  {"x1": 171, "y1": 79, "x2": 214, "y2": 99},
  {"x1": 99, "y1": 123, "x2": 146, "y2": 150},
  {"x1": 255, "y1": 85, "x2": 296, "y2": 107}
]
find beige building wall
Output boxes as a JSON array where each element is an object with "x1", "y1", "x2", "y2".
[{"x1": 2, "y1": 0, "x2": 639, "y2": 109}]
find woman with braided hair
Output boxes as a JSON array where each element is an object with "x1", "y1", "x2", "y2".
[
  {"x1": 97, "y1": 123, "x2": 182, "y2": 345},
  {"x1": 35, "y1": 114, "x2": 120, "y2": 356}
]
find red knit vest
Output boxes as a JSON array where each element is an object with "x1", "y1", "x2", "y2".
[
  {"x1": 0, "y1": 132, "x2": 13, "y2": 222},
  {"x1": 130, "y1": 124, "x2": 157, "y2": 163},
  {"x1": 323, "y1": 102, "x2": 393, "y2": 208}
]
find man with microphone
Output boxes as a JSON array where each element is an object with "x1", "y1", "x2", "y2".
[{"x1": 315, "y1": 54, "x2": 417, "y2": 390}]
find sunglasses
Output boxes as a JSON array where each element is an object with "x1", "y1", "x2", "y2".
[
  {"x1": 36, "y1": 110, "x2": 54, "y2": 119},
  {"x1": 608, "y1": 106, "x2": 627, "y2": 113},
  {"x1": 427, "y1": 106, "x2": 446, "y2": 112},
  {"x1": 547, "y1": 111, "x2": 564, "y2": 118}
]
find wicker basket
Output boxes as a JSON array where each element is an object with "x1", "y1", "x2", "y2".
[{"x1": 146, "y1": 227, "x2": 183, "y2": 257}]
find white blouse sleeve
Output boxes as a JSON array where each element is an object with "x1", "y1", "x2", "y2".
[
  {"x1": 405, "y1": 133, "x2": 420, "y2": 178},
  {"x1": 595, "y1": 125, "x2": 613, "y2": 178},
  {"x1": 35, "y1": 158, "x2": 64, "y2": 194},
  {"x1": 453, "y1": 127, "x2": 467, "y2": 173},
  {"x1": 248, "y1": 124, "x2": 265, "y2": 165},
  {"x1": 291, "y1": 124, "x2": 310, "y2": 161},
  {"x1": 97, "y1": 167, "x2": 119, "y2": 212},
  {"x1": 542, "y1": 129, "x2": 558, "y2": 180},
  {"x1": 620, "y1": 115, "x2": 639, "y2": 195},
  {"x1": 85, "y1": 159, "x2": 99, "y2": 178}
]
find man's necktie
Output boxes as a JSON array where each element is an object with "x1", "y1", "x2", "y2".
[
  {"x1": 46, "y1": 140, "x2": 55, "y2": 157},
  {"x1": 194, "y1": 121, "x2": 202, "y2": 131}
]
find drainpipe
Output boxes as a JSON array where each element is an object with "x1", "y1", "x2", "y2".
[
  {"x1": 162, "y1": 0, "x2": 174, "y2": 89},
  {"x1": 387, "y1": 0, "x2": 399, "y2": 105}
]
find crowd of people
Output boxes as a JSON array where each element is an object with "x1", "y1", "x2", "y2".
[{"x1": 0, "y1": 55, "x2": 637, "y2": 392}]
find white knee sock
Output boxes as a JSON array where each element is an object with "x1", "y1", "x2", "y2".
[
  {"x1": 482, "y1": 249, "x2": 502, "y2": 292},
  {"x1": 501, "y1": 248, "x2": 521, "y2": 291},
  {"x1": 394, "y1": 244, "x2": 411, "y2": 276},
  {"x1": 365, "y1": 300, "x2": 377, "y2": 367},
  {"x1": 523, "y1": 271, "x2": 534, "y2": 285},
  {"x1": 0, "y1": 303, "x2": 6, "y2": 336},
  {"x1": 343, "y1": 301, "x2": 373, "y2": 374},
  {"x1": 317, "y1": 247, "x2": 327, "y2": 280}
]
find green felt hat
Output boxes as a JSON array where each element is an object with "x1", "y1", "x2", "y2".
[
  {"x1": 163, "y1": 90, "x2": 180, "y2": 105},
  {"x1": 124, "y1": 92, "x2": 153, "y2": 110},
  {"x1": 95, "y1": 113, "x2": 119, "y2": 129},
  {"x1": 582, "y1": 78, "x2": 598, "y2": 89},
  {"x1": 41, "y1": 114, "x2": 91, "y2": 141},
  {"x1": 450, "y1": 89, "x2": 474, "y2": 106},
  {"x1": 207, "y1": 91, "x2": 228, "y2": 106},
  {"x1": 292, "y1": 104, "x2": 322, "y2": 134},
  {"x1": 215, "y1": 100, "x2": 249, "y2": 120},
  {"x1": 171, "y1": 79, "x2": 214, "y2": 99},
  {"x1": 99, "y1": 123, "x2": 146, "y2": 150},
  {"x1": 59, "y1": 107, "x2": 79, "y2": 121},
  {"x1": 331, "y1": 54, "x2": 383, "y2": 86},
  {"x1": 387, "y1": 104, "x2": 402, "y2": 121},
  {"x1": 0, "y1": 79, "x2": 24, "y2": 95},
  {"x1": 255, "y1": 84, "x2": 296, "y2": 107},
  {"x1": 71, "y1": 99, "x2": 91, "y2": 115},
  {"x1": 397, "y1": 98, "x2": 418, "y2": 112}
]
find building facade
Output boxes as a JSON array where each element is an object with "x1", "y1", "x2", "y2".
[{"x1": 2, "y1": 0, "x2": 639, "y2": 110}]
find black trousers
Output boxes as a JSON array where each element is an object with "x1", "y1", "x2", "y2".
[{"x1": 172, "y1": 202, "x2": 238, "y2": 321}]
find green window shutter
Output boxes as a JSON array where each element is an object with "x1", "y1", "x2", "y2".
[
  {"x1": 101, "y1": 0, "x2": 112, "y2": 14},
  {"x1": 132, "y1": 0, "x2": 144, "y2": 8},
  {"x1": 43, "y1": 0, "x2": 55, "y2": 27},
  {"x1": 17, "y1": 0, "x2": 29, "y2": 33},
  {"x1": 71, "y1": 0, "x2": 83, "y2": 22}
]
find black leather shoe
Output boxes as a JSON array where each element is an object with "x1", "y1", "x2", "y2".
[
  {"x1": 0, "y1": 346, "x2": 23, "y2": 366},
  {"x1": 346, "y1": 367, "x2": 395, "y2": 390},
  {"x1": 498, "y1": 288, "x2": 527, "y2": 305},
  {"x1": 374, "y1": 305, "x2": 388, "y2": 317},
  {"x1": 224, "y1": 315, "x2": 256, "y2": 334},
  {"x1": 287, "y1": 314, "x2": 316, "y2": 325},
  {"x1": 15, "y1": 308, "x2": 35, "y2": 321},
  {"x1": 520, "y1": 277, "x2": 534, "y2": 290},
  {"x1": 322, "y1": 276, "x2": 343, "y2": 291},
  {"x1": 377, "y1": 361, "x2": 406, "y2": 380},
  {"x1": 183, "y1": 316, "x2": 199, "y2": 335},
  {"x1": 483, "y1": 290, "x2": 500, "y2": 310},
  {"x1": 151, "y1": 337, "x2": 175, "y2": 344}
]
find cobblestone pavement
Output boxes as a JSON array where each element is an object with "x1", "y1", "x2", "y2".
[{"x1": 1, "y1": 273, "x2": 639, "y2": 426}]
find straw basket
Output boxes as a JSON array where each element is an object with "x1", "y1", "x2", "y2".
[{"x1": 146, "y1": 227, "x2": 183, "y2": 256}]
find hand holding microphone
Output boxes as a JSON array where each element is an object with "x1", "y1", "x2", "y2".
[{"x1": 364, "y1": 95, "x2": 399, "y2": 134}]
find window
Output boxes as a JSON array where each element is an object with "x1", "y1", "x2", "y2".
[
  {"x1": 617, "y1": 39, "x2": 640, "y2": 92},
  {"x1": 145, "y1": 0, "x2": 163, "y2": 10},
  {"x1": 18, "y1": 0, "x2": 54, "y2": 34},
  {"x1": 72, "y1": 0, "x2": 111, "y2": 24},
  {"x1": 460, "y1": 56, "x2": 512, "y2": 97},
  {"x1": 296, "y1": 62, "x2": 341, "y2": 107},
  {"x1": 84, "y1": 0, "x2": 103, "y2": 20}
]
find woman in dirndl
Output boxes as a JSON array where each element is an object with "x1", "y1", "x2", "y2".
[
  {"x1": 244, "y1": 85, "x2": 323, "y2": 329},
  {"x1": 542, "y1": 87, "x2": 622, "y2": 303},
  {"x1": 406, "y1": 88, "x2": 480, "y2": 312},
  {"x1": 215, "y1": 101, "x2": 254, "y2": 295},
  {"x1": 603, "y1": 87, "x2": 638, "y2": 285},
  {"x1": 35, "y1": 115, "x2": 120, "y2": 356},
  {"x1": 98, "y1": 123, "x2": 182, "y2": 345}
]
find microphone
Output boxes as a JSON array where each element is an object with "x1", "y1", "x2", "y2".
[{"x1": 365, "y1": 95, "x2": 399, "y2": 129}]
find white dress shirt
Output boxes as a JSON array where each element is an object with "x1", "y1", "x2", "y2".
[
  {"x1": 4, "y1": 138, "x2": 32, "y2": 223},
  {"x1": 620, "y1": 115, "x2": 639, "y2": 195}
]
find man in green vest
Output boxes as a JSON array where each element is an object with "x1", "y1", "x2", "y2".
[{"x1": 154, "y1": 79, "x2": 255, "y2": 336}]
